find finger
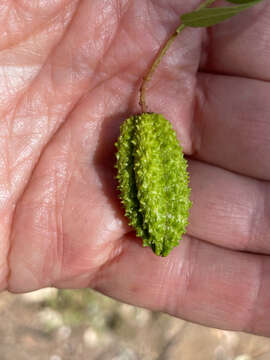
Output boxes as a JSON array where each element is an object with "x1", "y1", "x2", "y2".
[
  {"x1": 187, "y1": 160, "x2": 270, "y2": 254},
  {"x1": 200, "y1": 1, "x2": 270, "y2": 80},
  {"x1": 193, "y1": 72, "x2": 270, "y2": 180},
  {"x1": 94, "y1": 235, "x2": 270, "y2": 336}
]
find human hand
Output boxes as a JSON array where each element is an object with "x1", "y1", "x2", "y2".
[{"x1": 1, "y1": 0, "x2": 270, "y2": 336}]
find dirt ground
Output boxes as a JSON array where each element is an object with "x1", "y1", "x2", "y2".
[{"x1": 0, "y1": 289, "x2": 269, "y2": 360}]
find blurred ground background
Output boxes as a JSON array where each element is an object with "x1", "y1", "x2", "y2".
[{"x1": 0, "y1": 289, "x2": 269, "y2": 360}]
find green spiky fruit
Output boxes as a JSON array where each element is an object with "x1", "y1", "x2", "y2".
[{"x1": 115, "y1": 113, "x2": 191, "y2": 257}]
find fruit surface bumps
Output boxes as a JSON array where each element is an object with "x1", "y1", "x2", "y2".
[{"x1": 115, "y1": 113, "x2": 191, "y2": 256}]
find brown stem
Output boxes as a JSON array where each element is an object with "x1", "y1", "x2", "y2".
[{"x1": 139, "y1": 0, "x2": 217, "y2": 113}]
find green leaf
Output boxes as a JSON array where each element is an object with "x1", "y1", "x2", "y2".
[{"x1": 181, "y1": 0, "x2": 262, "y2": 27}]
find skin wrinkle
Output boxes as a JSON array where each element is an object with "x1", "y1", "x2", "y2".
[
  {"x1": 0, "y1": 0, "x2": 76, "y2": 51},
  {"x1": 78, "y1": 2, "x2": 119, "y2": 68},
  {"x1": 193, "y1": 73, "x2": 211, "y2": 159},
  {"x1": 0, "y1": 5, "x2": 79, "y2": 181},
  {"x1": 39, "y1": 93, "x2": 121, "y2": 284},
  {"x1": 39, "y1": 202, "x2": 56, "y2": 288},
  {"x1": 50, "y1": 3, "x2": 121, "y2": 93},
  {"x1": 244, "y1": 255, "x2": 264, "y2": 334},
  {"x1": 91, "y1": 23, "x2": 125, "y2": 84},
  {"x1": 13, "y1": 163, "x2": 64, "y2": 289},
  {"x1": 174, "y1": 236, "x2": 197, "y2": 316},
  {"x1": 49, "y1": 165, "x2": 66, "y2": 284},
  {"x1": 191, "y1": 78, "x2": 204, "y2": 156},
  {"x1": 6, "y1": 112, "x2": 12, "y2": 193},
  {"x1": 53, "y1": 133, "x2": 74, "y2": 282},
  {"x1": 4, "y1": 1, "x2": 81, "y2": 290},
  {"x1": 91, "y1": 234, "x2": 126, "y2": 291},
  {"x1": 162, "y1": 237, "x2": 192, "y2": 315},
  {"x1": 129, "y1": 2, "x2": 165, "y2": 58},
  {"x1": 1, "y1": 2, "x2": 78, "y2": 117},
  {"x1": 5, "y1": 0, "x2": 121, "y2": 210},
  {"x1": 20, "y1": 3, "x2": 76, "y2": 96},
  {"x1": 147, "y1": 0, "x2": 157, "y2": 28},
  {"x1": 152, "y1": 257, "x2": 176, "y2": 310},
  {"x1": 0, "y1": 20, "x2": 76, "y2": 109},
  {"x1": 80, "y1": 63, "x2": 140, "y2": 123},
  {"x1": 240, "y1": 259, "x2": 262, "y2": 334},
  {"x1": 41, "y1": 131, "x2": 73, "y2": 284},
  {"x1": 247, "y1": 182, "x2": 268, "y2": 253}
]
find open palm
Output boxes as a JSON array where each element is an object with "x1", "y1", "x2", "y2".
[{"x1": 1, "y1": 0, "x2": 270, "y2": 336}]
